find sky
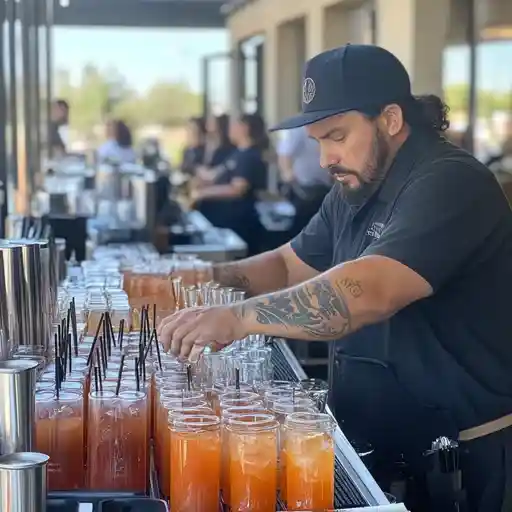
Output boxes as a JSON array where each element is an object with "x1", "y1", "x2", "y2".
[
  {"x1": 53, "y1": 27, "x2": 230, "y2": 102},
  {"x1": 53, "y1": 27, "x2": 512, "y2": 104}
]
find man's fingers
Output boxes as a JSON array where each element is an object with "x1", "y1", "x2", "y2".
[
  {"x1": 188, "y1": 343, "x2": 206, "y2": 364},
  {"x1": 179, "y1": 328, "x2": 204, "y2": 360},
  {"x1": 169, "y1": 323, "x2": 194, "y2": 357}
]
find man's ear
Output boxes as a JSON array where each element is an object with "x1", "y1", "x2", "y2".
[{"x1": 381, "y1": 104, "x2": 404, "y2": 136}]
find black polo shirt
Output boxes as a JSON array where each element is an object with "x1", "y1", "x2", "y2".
[{"x1": 291, "y1": 131, "x2": 512, "y2": 442}]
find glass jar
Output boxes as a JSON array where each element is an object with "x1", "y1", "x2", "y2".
[
  {"x1": 283, "y1": 412, "x2": 336, "y2": 510},
  {"x1": 170, "y1": 415, "x2": 221, "y2": 512},
  {"x1": 227, "y1": 414, "x2": 279, "y2": 512}
]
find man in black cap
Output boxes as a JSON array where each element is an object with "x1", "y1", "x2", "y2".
[{"x1": 158, "y1": 45, "x2": 512, "y2": 511}]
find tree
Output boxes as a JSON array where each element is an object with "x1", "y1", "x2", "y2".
[
  {"x1": 55, "y1": 66, "x2": 203, "y2": 138},
  {"x1": 142, "y1": 81, "x2": 202, "y2": 127}
]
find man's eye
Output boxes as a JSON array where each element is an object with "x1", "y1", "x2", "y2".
[{"x1": 332, "y1": 135, "x2": 345, "y2": 142}]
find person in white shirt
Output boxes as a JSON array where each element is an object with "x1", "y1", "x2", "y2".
[
  {"x1": 277, "y1": 126, "x2": 332, "y2": 235},
  {"x1": 97, "y1": 119, "x2": 137, "y2": 164}
]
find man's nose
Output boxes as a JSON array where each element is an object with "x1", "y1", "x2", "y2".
[{"x1": 320, "y1": 150, "x2": 338, "y2": 169}]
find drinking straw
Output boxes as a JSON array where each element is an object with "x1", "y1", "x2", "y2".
[
  {"x1": 106, "y1": 312, "x2": 116, "y2": 348},
  {"x1": 70, "y1": 298, "x2": 78, "y2": 356},
  {"x1": 54, "y1": 334, "x2": 60, "y2": 399},
  {"x1": 61, "y1": 331, "x2": 68, "y2": 376},
  {"x1": 186, "y1": 365, "x2": 192, "y2": 392},
  {"x1": 103, "y1": 317, "x2": 111, "y2": 358},
  {"x1": 98, "y1": 336, "x2": 107, "y2": 377},
  {"x1": 87, "y1": 313, "x2": 105, "y2": 366},
  {"x1": 94, "y1": 366, "x2": 99, "y2": 393},
  {"x1": 66, "y1": 306, "x2": 71, "y2": 342},
  {"x1": 152, "y1": 304, "x2": 157, "y2": 331},
  {"x1": 118, "y1": 320, "x2": 125, "y2": 350},
  {"x1": 235, "y1": 368, "x2": 241, "y2": 392},
  {"x1": 138, "y1": 307, "x2": 145, "y2": 348},
  {"x1": 134, "y1": 357, "x2": 140, "y2": 392},
  {"x1": 67, "y1": 333, "x2": 72, "y2": 374},
  {"x1": 146, "y1": 306, "x2": 153, "y2": 354},
  {"x1": 97, "y1": 361, "x2": 103, "y2": 392},
  {"x1": 153, "y1": 328, "x2": 163, "y2": 371},
  {"x1": 115, "y1": 354, "x2": 125, "y2": 396}
]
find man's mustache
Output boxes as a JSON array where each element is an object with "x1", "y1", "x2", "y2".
[{"x1": 328, "y1": 166, "x2": 359, "y2": 179}]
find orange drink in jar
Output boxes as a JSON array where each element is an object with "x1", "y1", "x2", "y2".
[
  {"x1": 284, "y1": 412, "x2": 335, "y2": 511},
  {"x1": 170, "y1": 415, "x2": 221, "y2": 512},
  {"x1": 227, "y1": 414, "x2": 279, "y2": 512},
  {"x1": 270, "y1": 398, "x2": 316, "y2": 501},
  {"x1": 35, "y1": 390, "x2": 85, "y2": 490},
  {"x1": 220, "y1": 406, "x2": 269, "y2": 507}
]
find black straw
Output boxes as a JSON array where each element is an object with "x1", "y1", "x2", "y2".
[
  {"x1": 67, "y1": 333, "x2": 72, "y2": 374},
  {"x1": 134, "y1": 357, "x2": 140, "y2": 392},
  {"x1": 54, "y1": 334, "x2": 60, "y2": 399},
  {"x1": 87, "y1": 313, "x2": 105, "y2": 366},
  {"x1": 115, "y1": 355, "x2": 125, "y2": 396},
  {"x1": 186, "y1": 365, "x2": 192, "y2": 392},
  {"x1": 153, "y1": 328, "x2": 163, "y2": 371},
  {"x1": 235, "y1": 368, "x2": 240, "y2": 392},
  {"x1": 94, "y1": 366, "x2": 99, "y2": 393},
  {"x1": 119, "y1": 319, "x2": 124, "y2": 350},
  {"x1": 71, "y1": 298, "x2": 78, "y2": 356}
]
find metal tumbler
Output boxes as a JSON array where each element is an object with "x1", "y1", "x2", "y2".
[
  {"x1": 0, "y1": 360, "x2": 39, "y2": 454},
  {"x1": 0, "y1": 452, "x2": 49, "y2": 512}
]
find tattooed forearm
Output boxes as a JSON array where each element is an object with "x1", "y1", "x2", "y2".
[
  {"x1": 213, "y1": 263, "x2": 251, "y2": 292},
  {"x1": 235, "y1": 277, "x2": 363, "y2": 339}
]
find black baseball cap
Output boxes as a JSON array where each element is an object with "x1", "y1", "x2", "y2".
[{"x1": 270, "y1": 44, "x2": 413, "y2": 131}]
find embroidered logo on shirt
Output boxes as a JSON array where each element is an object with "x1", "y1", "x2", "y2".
[
  {"x1": 366, "y1": 222, "x2": 385, "y2": 239},
  {"x1": 303, "y1": 78, "x2": 316, "y2": 105}
]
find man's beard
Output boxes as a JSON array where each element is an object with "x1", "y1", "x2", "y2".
[{"x1": 329, "y1": 126, "x2": 390, "y2": 203}]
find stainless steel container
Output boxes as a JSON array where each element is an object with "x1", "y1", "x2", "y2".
[
  {"x1": 32, "y1": 239, "x2": 51, "y2": 350},
  {"x1": 0, "y1": 242, "x2": 26, "y2": 351},
  {"x1": 0, "y1": 452, "x2": 49, "y2": 512},
  {"x1": 19, "y1": 242, "x2": 46, "y2": 351},
  {"x1": 0, "y1": 249, "x2": 9, "y2": 361},
  {"x1": 0, "y1": 360, "x2": 38, "y2": 454}
]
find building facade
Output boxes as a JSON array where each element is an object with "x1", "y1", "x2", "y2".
[{"x1": 222, "y1": 0, "x2": 512, "y2": 159}]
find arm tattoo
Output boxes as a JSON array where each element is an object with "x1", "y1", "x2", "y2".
[
  {"x1": 213, "y1": 263, "x2": 251, "y2": 292},
  {"x1": 237, "y1": 277, "x2": 363, "y2": 339}
]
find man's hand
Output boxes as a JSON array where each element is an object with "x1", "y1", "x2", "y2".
[{"x1": 157, "y1": 306, "x2": 249, "y2": 362}]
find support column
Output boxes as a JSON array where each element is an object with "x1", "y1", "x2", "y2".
[
  {"x1": 306, "y1": 5, "x2": 325, "y2": 58},
  {"x1": 375, "y1": 0, "x2": 450, "y2": 96},
  {"x1": 263, "y1": 25, "x2": 279, "y2": 126},
  {"x1": 276, "y1": 18, "x2": 306, "y2": 121}
]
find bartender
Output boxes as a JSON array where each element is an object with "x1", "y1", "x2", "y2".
[{"x1": 158, "y1": 45, "x2": 512, "y2": 511}]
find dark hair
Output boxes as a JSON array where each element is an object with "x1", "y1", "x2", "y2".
[
  {"x1": 240, "y1": 113, "x2": 269, "y2": 152},
  {"x1": 400, "y1": 95, "x2": 450, "y2": 133},
  {"x1": 113, "y1": 120, "x2": 133, "y2": 148},
  {"x1": 55, "y1": 99, "x2": 69, "y2": 111},
  {"x1": 214, "y1": 114, "x2": 231, "y2": 147},
  {"x1": 189, "y1": 117, "x2": 207, "y2": 138}
]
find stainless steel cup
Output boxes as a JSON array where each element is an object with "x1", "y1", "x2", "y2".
[
  {"x1": 0, "y1": 452, "x2": 49, "y2": 512},
  {"x1": 0, "y1": 360, "x2": 39, "y2": 454}
]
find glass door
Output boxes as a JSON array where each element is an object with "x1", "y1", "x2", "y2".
[{"x1": 201, "y1": 34, "x2": 265, "y2": 118}]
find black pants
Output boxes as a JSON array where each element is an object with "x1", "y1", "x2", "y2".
[
  {"x1": 332, "y1": 354, "x2": 512, "y2": 512},
  {"x1": 372, "y1": 430, "x2": 511, "y2": 512}
]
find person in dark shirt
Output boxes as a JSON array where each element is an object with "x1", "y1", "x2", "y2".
[
  {"x1": 192, "y1": 113, "x2": 268, "y2": 254},
  {"x1": 180, "y1": 117, "x2": 206, "y2": 175},
  {"x1": 49, "y1": 99, "x2": 69, "y2": 156},
  {"x1": 204, "y1": 114, "x2": 236, "y2": 168},
  {"x1": 160, "y1": 45, "x2": 512, "y2": 512}
]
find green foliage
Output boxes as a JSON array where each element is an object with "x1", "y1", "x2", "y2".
[
  {"x1": 444, "y1": 83, "x2": 512, "y2": 117},
  {"x1": 55, "y1": 64, "x2": 203, "y2": 138}
]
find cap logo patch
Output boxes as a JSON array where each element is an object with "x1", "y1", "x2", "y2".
[{"x1": 302, "y1": 77, "x2": 316, "y2": 104}]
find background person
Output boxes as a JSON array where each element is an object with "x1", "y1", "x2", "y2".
[{"x1": 97, "y1": 119, "x2": 137, "y2": 164}]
